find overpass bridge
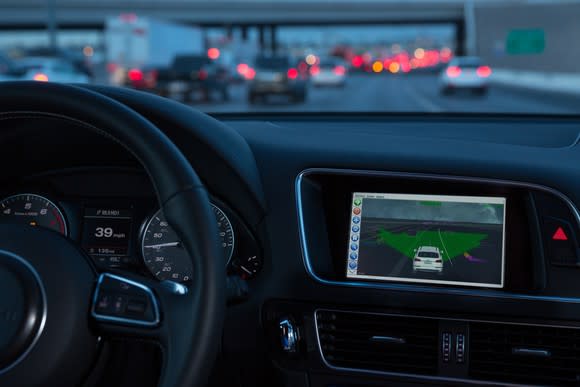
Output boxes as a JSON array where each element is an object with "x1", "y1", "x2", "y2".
[{"x1": 2, "y1": 0, "x2": 493, "y2": 27}]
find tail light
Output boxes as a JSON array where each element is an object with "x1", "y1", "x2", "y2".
[
  {"x1": 309, "y1": 66, "x2": 320, "y2": 76},
  {"x1": 198, "y1": 70, "x2": 208, "y2": 80},
  {"x1": 476, "y1": 65, "x2": 492, "y2": 78},
  {"x1": 244, "y1": 67, "x2": 256, "y2": 80},
  {"x1": 287, "y1": 68, "x2": 298, "y2": 79},
  {"x1": 435, "y1": 259, "x2": 442, "y2": 263},
  {"x1": 414, "y1": 258, "x2": 422, "y2": 262},
  {"x1": 33, "y1": 73, "x2": 48, "y2": 82},
  {"x1": 127, "y1": 68, "x2": 143, "y2": 82},
  {"x1": 446, "y1": 66, "x2": 461, "y2": 78},
  {"x1": 333, "y1": 65, "x2": 346, "y2": 76}
]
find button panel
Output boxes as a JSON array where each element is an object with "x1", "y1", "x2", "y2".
[
  {"x1": 442, "y1": 332, "x2": 452, "y2": 363},
  {"x1": 543, "y1": 217, "x2": 579, "y2": 266},
  {"x1": 456, "y1": 333, "x2": 465, "y2": 363},
  {"x1": 91, "y1": 273, "x2": 160, "y2": 326}
]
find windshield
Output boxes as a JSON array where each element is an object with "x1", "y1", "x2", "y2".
[
  {"x1": 418, "y1": 252, "x2": 440, "y2": 259},
  {"x1": 0, "y1": 1, "x2": 578, "y2": 114}
]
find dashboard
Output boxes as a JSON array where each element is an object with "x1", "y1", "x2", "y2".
[
  {"x1": 4, "y1": 86, "x2": 580, "y2": 387},
  {"x1": 0, "y1": 171, "x2": 262, "y2": 288}
]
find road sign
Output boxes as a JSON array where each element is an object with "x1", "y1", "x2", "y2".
[{"x1": 506, "y1": 29, "x2": 545, "y2": 55}]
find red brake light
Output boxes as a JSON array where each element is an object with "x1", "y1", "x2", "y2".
[
  {"x1": 351, "y1": 56, "x2": 363, "y2": 68},
  {"x1": 237, "y1": 63, "x2": 248, "y2": 75},
  {"x1": 333, "y1": 65, "x2": 346, "y2": 76},
  {"x1": 128, "y1": 68, "x2": 143, "y2": 81},
  {"x1": 287, "y1": 68, "x2": 298, "y2": 79},
  {"x1": 207, "y1": 47, "x2": 220, "y2": 60},
  {"x1": 476, "y1": 65, "x2": 492, "y2": 78},
  {"x1": 309, "y1": 66, "x2": 320, "y2": 76},
  {"x1": 244, "y1": 67, "x2": 255, "y2": 80},
  {"x1": 435, "y1": 259, "x2": 442, "y2": 263},
  {"x1": 198, "y1": 70, "x2": 208, "y2": 80},
  {"x1": 446, "y1": 66, "x2": 461, "y2": 78},
  {"x1": 414, "y1": 258, "x2": 421, "y2": 262}
]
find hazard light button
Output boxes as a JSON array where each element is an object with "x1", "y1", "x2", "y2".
[{"x1": 543, "y1": 217, "x2": 578, "y2": 266}]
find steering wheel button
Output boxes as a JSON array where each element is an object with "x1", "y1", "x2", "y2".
[
  {"x1": 126, "y1": 300, "x2": 147, "y2": 316},
  {"x1": 91, "y1": 273, "x2": 160, "y2": 326},
  {"x1": 96, "y1": 294, "x2": 111, "y2": 313}
]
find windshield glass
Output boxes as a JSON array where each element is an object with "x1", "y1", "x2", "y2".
[
  {"x1": 0, "y1": 1, "x2": 578, "y2": 114},
  {"x1": 418, "y1": 252, "x2": 440, "y2": 258}
]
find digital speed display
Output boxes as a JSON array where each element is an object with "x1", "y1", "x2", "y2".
[{"x1": 81, "y1": 208, "x2": 132, "y2": 266}]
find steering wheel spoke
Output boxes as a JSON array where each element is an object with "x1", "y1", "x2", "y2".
[{"x1": 91, "y1": 272, "x2": 193, "y2": 341}]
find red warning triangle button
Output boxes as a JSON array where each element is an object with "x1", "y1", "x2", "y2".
[{"x1": 552, "y1": 227, "x2": 568, "y2": 241}]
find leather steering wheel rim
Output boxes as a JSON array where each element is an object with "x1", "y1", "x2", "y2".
[{"x1": 0, "y1": 81, "x2": 225, "y2": 387}]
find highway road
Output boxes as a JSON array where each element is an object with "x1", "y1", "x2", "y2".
[
  {"x1": 355, "y1": 218, "x2": 503, "y2": 286},
  {"x1": 188, "y1": 73, "x2": 580, "y2": 114}
]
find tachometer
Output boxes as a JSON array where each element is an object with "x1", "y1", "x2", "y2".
[
  {"x1": 0, "y1": 193, "x2": 67, "y2": 236},
  {"x1": 141, "y1": 204, "x2": 234, "y2": 282}
]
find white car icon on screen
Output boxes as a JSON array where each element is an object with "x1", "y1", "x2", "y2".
[{"x1": 413, "y1": 246, "x2": 443, "y2": 274}]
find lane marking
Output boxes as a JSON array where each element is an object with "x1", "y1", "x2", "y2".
[
  {"x1": 438, "y1": 228, "x2": 452, "y2": 266},
  {"x1": 404, "y1": 84, "x2": 442, "y2": 113}
]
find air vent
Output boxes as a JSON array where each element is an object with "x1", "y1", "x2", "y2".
[
  {"x1": 316, "y1": 310, "x2": 438, "y2": 376},
  {"x1": 470, "y1": 322, "x2": 580, "y2": 386}
]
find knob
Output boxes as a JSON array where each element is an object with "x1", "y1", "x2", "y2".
[{"x1": 279, "y1": 317, "x2": 299, "y2": 353}]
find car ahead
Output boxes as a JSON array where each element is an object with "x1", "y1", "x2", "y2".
[
  {"x1": 0, "y1": 52, "x2": 27, "y2": 81},
  {"x1": 13, "y1": 57, "x2": 90, "y2": 83},
  {"x1": 152, "y1": 55, "x2": 229, "y2": 102},
  {"x1": 22, "y1": 47, "x2": 94, "y2": 80},
  {"x1": 248, "y1": 55, "x2": 307, "y2": 104},
  {"x1": 439, "y1": 56, "x2": 491, "y2": 96},
  {"x1": 310, "y1": 58, "x2": 347, "y2": 87},
  {"x1": 413, "y1": 246, "x2": 444, "y2": 273}
]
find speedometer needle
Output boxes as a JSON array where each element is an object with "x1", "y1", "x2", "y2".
[{"x1": 144, "y1": 242, "x2": 181, "y2": 249}]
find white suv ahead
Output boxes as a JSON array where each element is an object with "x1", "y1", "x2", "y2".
[{"x1": 413, "y1": 246, "x2": 444, "y2": 274}]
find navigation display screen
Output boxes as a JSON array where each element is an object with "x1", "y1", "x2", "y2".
[{"x1": 346, "y1": 193, "x2": 506, "y2": 288}]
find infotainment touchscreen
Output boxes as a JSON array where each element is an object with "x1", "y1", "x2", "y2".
[{"x1": 346, "y1": 193, "x2": 506, "y2": 288}]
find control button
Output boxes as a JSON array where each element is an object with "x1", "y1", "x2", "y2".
[
  {"x1": 350, "y1": 243, "x2": 358, "y2": 251},
  {"x1": 96, "y1": 293, "x2": 111, "y2": 313},
  {"x1": 125, "y1": 300, "x2": 147, "y2": 316},
  {"x1": 353, "y1": 198, "x2": 362, "y2": 206},
  {"x1": 351, "y1": 225, "x2": 360, "y2": 233},
  {"x1": 442, "y1": 332, "x2": 452, "y2": 363},
  {"x1": 279, "y1": 317, "x2": 299, "y2": 353},
  {"x1": 348, "y1": 261, "x2": 357, "y2": 270},
  {"x1": 543, "y1": 217, "x2": 578, "y2": 266},
  {"x1": 352, "y1": 216, "x2": 360, "y2": 224},
  {"x1": 349, "y1": 252, "x2": 358, "y2": 260},
  {"x1": 91, "y1": 273, "x2": 160, "y2": 326},
  {"x1": 456, "y1": 333, "x2": 465, "y2": 363},
  {"x1": 353, "y1": 207, "x2": 361, "y2": 215},
  {"x1": 351, "y1": 235, "x2": 359, "y2": 242}
]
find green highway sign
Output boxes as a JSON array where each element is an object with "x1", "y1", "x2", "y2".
[{"x1": 506, "y1": 29, "x2": 545, "y2": 55}]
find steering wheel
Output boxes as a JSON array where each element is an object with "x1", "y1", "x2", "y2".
[{"x1": 0, "y1": 82, "x2": 225, "y2": 387}]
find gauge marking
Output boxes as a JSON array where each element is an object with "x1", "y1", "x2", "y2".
[{"x1": 141, "y1": 203, "x2": 235, "y2": 282}]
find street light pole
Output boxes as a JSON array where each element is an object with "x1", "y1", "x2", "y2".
[{"x1": 47, "y1": 0, "x2": 58, "y2": 49}]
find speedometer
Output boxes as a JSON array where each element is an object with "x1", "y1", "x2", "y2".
[
  {"x1": 0, "y1": 193, "x2": 67, "y2": 236},
  {"x1": 141, "y1": 204, "x2": 234, "y2": 282}
]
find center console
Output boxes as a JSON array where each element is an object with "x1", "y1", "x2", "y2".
[
  {"x1": 262, "y1": 168, "x2": 580, "y2": 387},
  {"x1": 297, "y1": 168, "x2": 580, "y2": 298}
]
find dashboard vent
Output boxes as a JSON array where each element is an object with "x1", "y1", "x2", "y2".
[
  {"x1": 316, "y1": 310, "x2": 438, "y2": 376},
  {"x1": 470, "y1": 322, "x2": 580, "y2": 386}
]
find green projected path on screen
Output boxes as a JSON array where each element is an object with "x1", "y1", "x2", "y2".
[{"x1": 376, "y1": 229, "x2": 488, "y2": 261}]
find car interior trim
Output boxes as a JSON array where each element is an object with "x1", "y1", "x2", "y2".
[{"x1": 313, "y1": 307, "x2": 580, "y2": 386}]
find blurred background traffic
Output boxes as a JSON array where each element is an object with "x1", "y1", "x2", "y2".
[{"x1": 0, "y1": 0, "x2": 579, "y2": 114}]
